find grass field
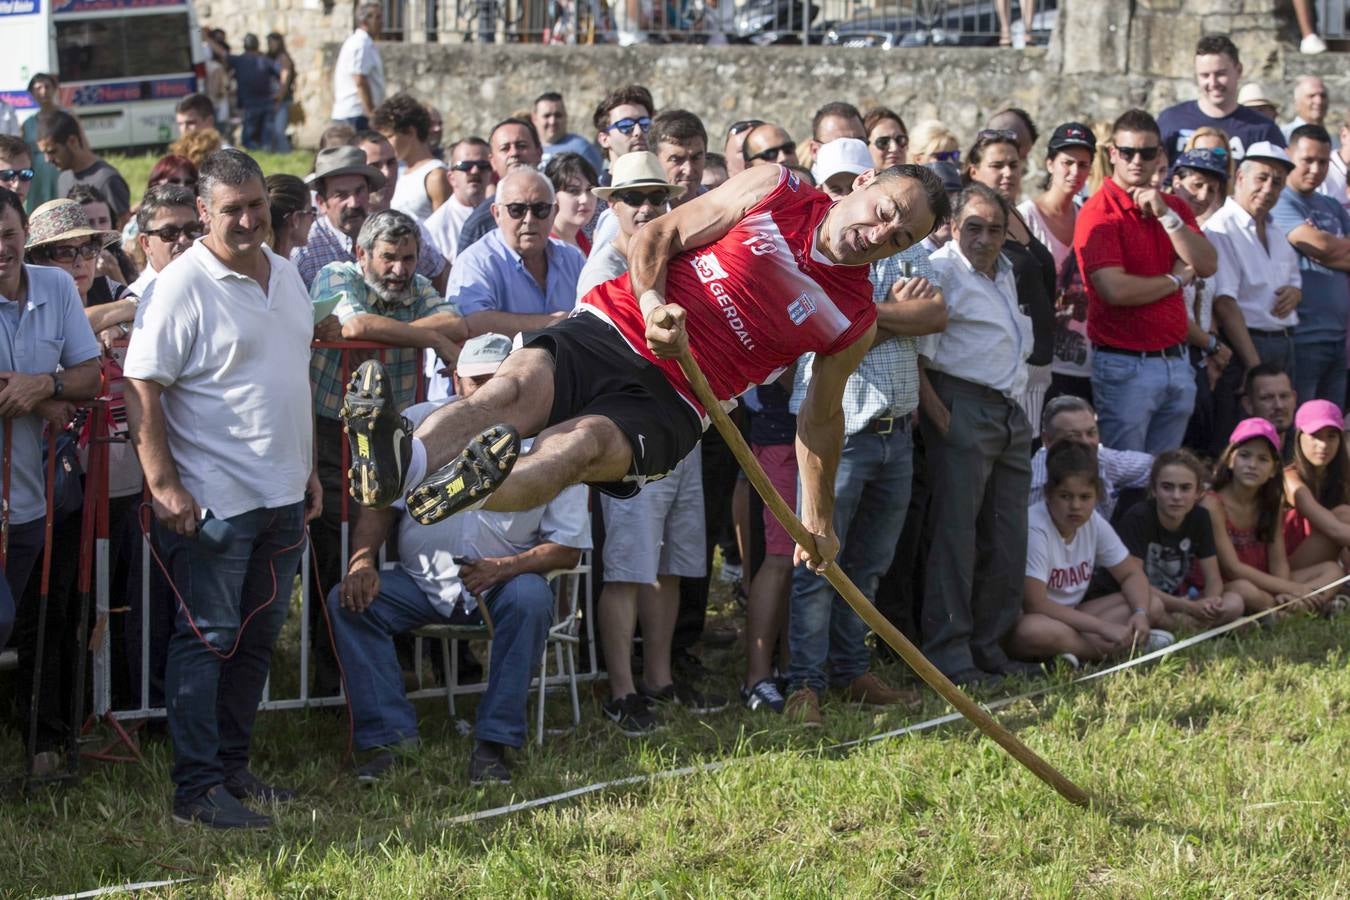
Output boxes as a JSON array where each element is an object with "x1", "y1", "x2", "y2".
[
  {"x1": 105, "y1": 151, "x2": 315, "y2": 208},
  {"x1": 2, "y1": 577, "x2": 1348, "y2": 898}
]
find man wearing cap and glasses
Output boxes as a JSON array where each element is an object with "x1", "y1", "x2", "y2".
[
  {"x1": 1074, "y1": 108, "x2": 1218, "y2": 455},
  {"x1": 742, "y1": 123, "x2": 799, "y2": 170},
  {"x1": 0, "y1": 187, "x2": 102, "y2": 659},
  {"x1": 1206, "y1": 141, "x2": 1304, "y2": 448},
  {"x1": 446, "y1": 168, "x2": 585, "y2": 339},
  {"x1": 1274, "y1": 124, "x2": 1350, "y2": 406},
  {"x1": 328, "y1": 331, "x2": 589, "y2": 786},
  {"x1": 292, "y1": 145, "x2": 386, "y2": 290}
]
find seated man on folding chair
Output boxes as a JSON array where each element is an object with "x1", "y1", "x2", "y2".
[{"x1": 327, "y1": 333, "x2": 591, "y2": 786}]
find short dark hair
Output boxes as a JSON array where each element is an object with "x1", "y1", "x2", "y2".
[
  {"x1": 176, "y1": 93, "x2": 216, "y2": 122},
  {"x1": 543, "y1": 152, "x2": 599, "y2": 192},
  {"x1": 319, "y1": 121, "x2": 357, "y2": 150},
  {"x1": 450, "y1": 136, "x2": 491, "y2": 157},
  {"x1": 66, "y1": 183, "x2": 108, "y2": 207},
  {"x1": 963, "y1": 130, "x2": 1021, "y2": 181},
  {"x1": 1290, "y1": 123, "x2": 1333, "y2": 148},
  {"x1": 37, "y1": 109, "x2": 82, "y2": 146},
  {"x1": 197, "y1": 148, "x2": 265, "y2": 207},
  {"x1": 1195, "y1": 34, "x2": 1240, "y2": 64},
  {"x1": 650, "y1": 109, "x2": 707, "y2": 149},
  {"x1": 1149, "y1": 449, "x2": 1210, "y2": 496},
  {"x1": 26, "y1": 73, "x2": 56, "y2": 95},
  {"x1": 489, "y1": 116, "x2": 541, "y2": 150},
  {"x1": 534, "y1": 91, "x2": 564, "y2": 107},
  {"x1": 137, "y1": 183, "x2": 197, "y2": 233},
  {"x1": 371, "y1": 93, "x2": 432, "y2": 143},
  {"x1": 352, "y1": 128, "x2": 388, "y2": 147},
  {"x1": 0, "y1": 187, "x2": 26, "y2": 230},
  {"x1": 877, "y1": 164, "x2": 953, "y2": 233},
  {"x1": 1111, "y1": 108, "x2": 1161, "y2": 141},
  {"x1": 0, "y1": 134, "x2": 30, "y2": 161},
  {"x1": 811, "y1": 102, "x2": 864, "y2": 141},
  {"x1": 952, "y1": 181, "x2": 1009, "y2": 227},
  {"x1": 592, "y1": 85, "x2": 655, "y2": 132},
  {"x1": 991, "y1": 107, "x2": 1039, "y2": 145},
  {"x1": 704, "y1": 152, "x2": 728, "y2": 173},
  {"x1": 1044, "y1": 440, "x2": 1102, "y2": 496},
  {"x1": 265, "y1": 173, "x2": 310, "y2": 228},
  {"x1": 1243, "y1": 362, "x2": 1291, "y2": 397},
  {"x1": 863, "y1": 107, "x2": 907, "y2": 137}
]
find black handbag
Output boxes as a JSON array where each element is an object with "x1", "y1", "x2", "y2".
[{"x1": 44, "y1": 427, "x2": 84, "y2": 523}]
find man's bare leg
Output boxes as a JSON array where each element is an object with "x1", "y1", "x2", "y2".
[
  {"x1": 474, "y1": 415, "x2": 633, "y2": 512},
  {"x1": 638, "y1": 575, "x2": 680, "y2": 691},
  {"x1": 600, "y1": 582, "x2": 640, "y2": 701}
]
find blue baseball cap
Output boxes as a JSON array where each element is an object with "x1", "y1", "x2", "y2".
[{"x1": 1171, "y1": 148, "x2": 1230, "y2": 185}]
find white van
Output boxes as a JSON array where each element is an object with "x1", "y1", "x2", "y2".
[{"x1": 0, "y1": 0, "x2": 206, "y2": 149}]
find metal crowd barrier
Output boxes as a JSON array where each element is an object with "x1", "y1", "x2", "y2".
[{"x1": 0, "y1": 343, "x2": 600, "y2": 768}]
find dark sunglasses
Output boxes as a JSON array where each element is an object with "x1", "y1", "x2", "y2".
[
  {"x1": 870, "y1": 134, "x2": 909, "y2": 152},
  {"x1": 728, "y1": 119, "x2": 764, "y2": 136},
  {"x1": 748, "y1": 141, "x2": 796, "y2": 162},
  {"x1": 932, "y1": 150, "x2": 961, "y2": 163},
  {"x1": 499, "y1": 201, "x2": 555, "y2": 220},
  {"x1": 611, "y1": 189, "x2": 669, "y2": 208},
  {"x1": 976, "y1": 128, "x2": 1021, "y2": 143},
  {"x1": 144, "y1": 223, "x2": 205, "y2": 243},
  {"x1": 1115, "y1": 145, "x2": 1162, "y2": 162},
  {"x1": 607, "y1": 116, "x2": 652, "y2": 136},
  {"x1": 0, "y1": 168, "x2": 35, "y2": 183},
  {"x1": 451, "y1": 159, "x2": 492, "y2": 173},
  {"x1": 43, "y1": 241, "x2": 102, "y2": 263}
]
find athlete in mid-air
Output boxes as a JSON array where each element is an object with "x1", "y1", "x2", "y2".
[{"x1": 341, "y1": 162, "x2": 948, "y2": 571}]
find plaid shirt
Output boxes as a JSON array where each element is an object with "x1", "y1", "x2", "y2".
[
  {"x1": 790, "y1": 243, "x2": 932, "y2": 436},
  {"x1": 309, "y1": 261, "x2": 458, "y2": 420},
  {"x1": 291, "y1": 214, "x2": 446, "y2": 289}
]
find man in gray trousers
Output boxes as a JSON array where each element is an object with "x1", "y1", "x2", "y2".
[{"x1": 918, "y1": 183, "x2": 1038, "y2": 687}]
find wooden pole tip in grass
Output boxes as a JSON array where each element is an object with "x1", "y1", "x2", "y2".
[{"x1": 673, "y1": 350, "x2": 1092, "y2": 808}]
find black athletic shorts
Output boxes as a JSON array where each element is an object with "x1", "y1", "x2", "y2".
[{"x1": 520, "y1": 311, "x2": 704, "y2": 499}]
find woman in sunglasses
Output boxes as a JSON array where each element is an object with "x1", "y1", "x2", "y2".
[
  {"x1": 864, "y1": 108, "x2": 908, "y2": 171},
  {"x1": 908, "y1": 120, "x2": 961, "y2": 166},
  {"x1": 24, "y1": 199, "x2": 135, "y2": 341},
  {"x1": 965, "y1": 128, "x2": 1057, "y2": 437}
]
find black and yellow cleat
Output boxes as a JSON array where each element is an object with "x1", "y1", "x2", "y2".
[
  {"x1": 406, "y1": 424, "x2": 520, "y2": 525},
  {"x1": 340, "y1": 359, "x2": 412, "y2": 508}
]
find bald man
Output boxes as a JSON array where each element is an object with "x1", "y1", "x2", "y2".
[
  {"x1": 444, "y1": 168, "x2": 587, "y2": 337},
  {"x1": 743, "y1": 123, "x2": 799, "y2": 168}
]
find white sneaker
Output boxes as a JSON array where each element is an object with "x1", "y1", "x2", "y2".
[
  {"x1": 1057, "y1": 652, "x2": 1081, "y2": 670},
  {"x1": 1301, "y1": 33, "x2": 1328, "y2": 54},
  {"x1": 1146, "y1": 629, "x2": 1176, "y2": 652}
]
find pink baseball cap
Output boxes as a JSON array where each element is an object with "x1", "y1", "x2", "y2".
[
  {"x1": 1295, "y1": 399, "x2": 1345, "y2": 435},
  {"x1": 1229, "y1": 417, "x2": 1281, "y2": 452}
]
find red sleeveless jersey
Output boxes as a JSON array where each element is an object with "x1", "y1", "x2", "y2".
[{"x1": 578, "y1": 167, "x2": 876, "y2": 412}]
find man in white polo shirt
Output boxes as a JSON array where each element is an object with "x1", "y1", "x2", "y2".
[{"x1": 124, "y1": 149, "x2": 320, "y2": 831}]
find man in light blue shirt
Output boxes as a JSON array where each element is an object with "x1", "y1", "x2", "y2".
[
  {"x1": 0, "y1": 189, "x2": 102, "y2": 649},
  {"x1": 533, "y1": 92, "x2": 603, "y2": 172},
  {"x1": 1273, "y1": 124, "x2": 1350, "y2": 404},
  {"x1": 446, "y1": 169, "x2": 585, "y2": 337}
]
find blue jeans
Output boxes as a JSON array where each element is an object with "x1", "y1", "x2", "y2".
[
  {"x1": 0, "y1": 517, "x2": 47, "y2": 649},
  {"x1": 240, "y1": 106, "x2": 271, "y2": 150},
  {"x1": 786, "y1": 425, "x2": 912, "y2": 694},
  {"x1": 327, "y1": 568, "x2": 553, "y2": 750},
  {"x1": 1092, "y1": 351, "x2": 1197, "y2": 454},
  {"x1": 1293, "y1": 339, "x2": 1346, "y2": 406},
  {"x1": 268, "y1": 102, "x2": 291, "y2": 153},
  {"x1": 158, "y1": 502, "x2": 306, "y2": 803}
]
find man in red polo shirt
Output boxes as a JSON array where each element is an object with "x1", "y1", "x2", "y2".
[{"x1": 1074, "y1": 108, "x2": 1218, "y2": 453}]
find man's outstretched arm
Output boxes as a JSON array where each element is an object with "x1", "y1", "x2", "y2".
[{"x1": 793, "y1": 325, "x2": 875, "y2": 573}]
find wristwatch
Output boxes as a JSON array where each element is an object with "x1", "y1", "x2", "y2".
[
  {"x1": 50, "y1": 372, "x2": 63, "y2": 399},
  {"x1": 1206, "y1": 334, "x2": 1220, "y2": 355}
]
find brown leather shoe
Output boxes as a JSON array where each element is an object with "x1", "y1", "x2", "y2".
[
  {"x1": 842, "y1": 672, "x2": 922, "y2": 711},
  {"x1": 783, "y1": 687, "x2": 823, "y2": 728}
]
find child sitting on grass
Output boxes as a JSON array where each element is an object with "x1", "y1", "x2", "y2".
[
  {"x1": 1112, "y1": 449, "x2": 1246, "y2": 630},
  {"x1": 1008, "y1": 441, "x2": 1171, "y2": 668},
  {"x1": 1282, "y1": 401, "x2": 1350, "y2": 588},
  {"x1": 1201, "y1": 418, "x2": 1343, "y2": 617}
]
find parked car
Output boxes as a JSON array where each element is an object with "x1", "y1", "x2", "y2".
[{"x1": 823, "y1": 0, "x2": 1057, "y2": 49}]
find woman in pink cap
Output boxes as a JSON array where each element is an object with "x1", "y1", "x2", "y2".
[
  {"x1": 1282, "y1": 400, "x2": 1350, "y2": 590},
  {"x1": 1201, "y1": 418, "x2": 1342, "y2": 616}
]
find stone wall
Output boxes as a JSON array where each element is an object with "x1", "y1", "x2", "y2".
[{"x1": 201, "y1": 0, "x2": 1347, "y2": 150}]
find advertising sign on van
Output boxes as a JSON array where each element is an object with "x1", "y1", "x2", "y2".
[{"x1": 0, "y1": 0, "x2": 40, "y2": 15}]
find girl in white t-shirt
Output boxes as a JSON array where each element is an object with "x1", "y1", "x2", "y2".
[{"x1": 1008, "y1": 442, "x2": 1168, "y2": 666}]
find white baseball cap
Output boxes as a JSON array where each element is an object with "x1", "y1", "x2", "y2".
[
  {"x1": 811, "y1": 138, "x2": 873, "y2": 186},
  {"x1": 1243, "y1": 140, "x2": 1294, "y2": 172},
  {"x1": 457, "y1": 333, "x2": 513, "y2": 377}
]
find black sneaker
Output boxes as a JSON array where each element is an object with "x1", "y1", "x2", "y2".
[
  {"x1": 172, "y1": 784, "x2": 272, "y2": 830},
  {"x1": 640, "y1": 681, "x2": 730, "y2": 715},
  {"x1": 224, "y1": 769, "x2": 296, "y2": 804},
  {"x1": 468, "y1": 741, "x2": 512, "y2": 785},
  {"x1": 341, "y1": 359, "x2": 413, "y2": 508},
  {"x1": 355, "y1": 739, "x2": 418, "y2": 785},
  {"x1": 406, "y1": 424, "x2": 520, "y2": 526},
  {"x1": 602, "y1": 693, "x2": 660, "y2": 738},
  {"x1": 741, "y1": 677, "x2": 786, "y2": 713},
  {"x1": 990, "y1": 659, "x2": 1047, "y2": 680}
]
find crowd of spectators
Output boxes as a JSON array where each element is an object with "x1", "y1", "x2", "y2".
[{"x1": 1, "y1": 22, "x2": 1349, "y2": 829}]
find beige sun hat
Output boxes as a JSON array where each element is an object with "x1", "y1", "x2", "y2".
[
  {"x1": 25, "y1": 199, "x2": 120, "y2": 250},
  {"x1": 592, "y1": 152, "x2": 685, "y2": 201}
]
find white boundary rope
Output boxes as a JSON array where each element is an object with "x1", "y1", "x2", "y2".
[{"x1": 39, "y1": 877, "x2": 196, "y2": 899}]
